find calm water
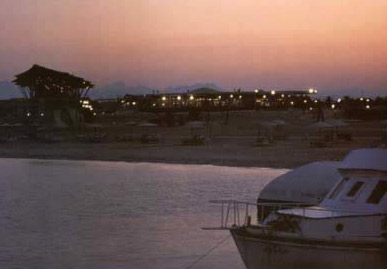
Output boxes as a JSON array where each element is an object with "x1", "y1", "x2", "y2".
[{"x1": 0, "y1": 158, "x2": 287, "y2": 269}]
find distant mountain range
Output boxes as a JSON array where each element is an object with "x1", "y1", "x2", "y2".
[
  {"x1": 0, "y1": 81, "x2": 224, "y2": 100},
  {"x1": 0, "y1": 81, "x2": 23, "y2": 99},
  {"x1": 89, "y1": 82, "x2": 223, "y2": 99},
  {"x1": 165, "y1": 83, "x2": 223, "y2": 93},
  {"x1": 89, "y1": 82, "x2": 154, "y2": 99}
]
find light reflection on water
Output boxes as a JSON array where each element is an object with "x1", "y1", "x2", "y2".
[{"x1": 0, "y1": 159, "x2": 287, "y2": 268}]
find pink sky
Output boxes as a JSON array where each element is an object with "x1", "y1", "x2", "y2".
[{"x1": 0, "y1": 0, "x2": 386, "y2": 94}]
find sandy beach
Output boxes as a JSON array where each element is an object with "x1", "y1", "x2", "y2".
[
  {"x1": 0, "y1": 110, "x2": 384, "y2": 168},
  {"x1": 0, "y1": 141, "x2": 359, "y2": 168}
]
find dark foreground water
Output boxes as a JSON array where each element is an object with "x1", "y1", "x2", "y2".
[{"x1": 0, "y1": 158, "x2": 287, "y2": 269}]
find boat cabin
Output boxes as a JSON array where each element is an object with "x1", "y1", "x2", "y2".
[
  {"x1": 258, "y1": 161, "x2": 341, "y2": 204},
  {"x1": 321, "y1": 149, "x2": 387, "y2": 214}
]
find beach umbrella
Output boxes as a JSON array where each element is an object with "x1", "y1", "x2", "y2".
[
  {"x1": 125, "y1": 121, "x2": 137, "y2": 126},
  {"x1": 137, "y1": 122, "x2": 157, "y2": 128},
  {"x1": 272, "y1": 119, "x2": 287, "y2": 126},
  {"x1": 327, "y1": 119, "x2": 349, "y2": 128},
  {"x1": 259, "y1": 121, "x2": 277, "y2": 128},
  {"x1": 187, "y1": 121, "x2": 205, "y2": 136},
  {"x1": 0, "y1": 123, "x2": 24, "y2": 127},
  {"x1": 137, "y1": 122, "x2": 158, "y2": 137},
  {"x1": 187, "y1": 121, "x2": 205, "y2": 129},
  {"x1": 307, "y1": 121, "x2": 333, "y2": 131},
  {"x1": 85, "y1": 123, "x2": 103, "y2": 129},
  {"x1": 257, "y1": 121, "x2": 277, "y2": 136},
  {"x1": 138, "y1": 122, "x2": 158, "y2": 133},
  {"x1": 84, "y1": 123, "x2": 104, "y2": 134},
  {"x1": 326, "y1": 120, "x2": 351, "y2": 137}
]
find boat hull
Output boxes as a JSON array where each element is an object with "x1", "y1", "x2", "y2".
[{"x1": 231, "y1": 229, "x2": 387, "y2": 269}]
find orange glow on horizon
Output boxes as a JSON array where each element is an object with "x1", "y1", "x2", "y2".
[{"x1": 0, "y1": 0, "x2": 386, "y2": 93}]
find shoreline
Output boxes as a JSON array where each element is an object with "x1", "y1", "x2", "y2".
[
  {"x1": 0, "y1": 140, "x2": 356, "y2": 169},
  {"x1": 0, "y1": 111, "x2": 383, "y2": 169},
  {"x1": 0, "y1": 154, "x2": 288, "y2": 170}
]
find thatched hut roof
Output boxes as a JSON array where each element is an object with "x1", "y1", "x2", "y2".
[{"x1": 13, "y1": 64, "x2": 93, "y2": 99}]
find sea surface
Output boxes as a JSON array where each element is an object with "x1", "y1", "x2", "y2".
[{"x1": 0, "y1": 158, "x2": 287, "y2": 269}]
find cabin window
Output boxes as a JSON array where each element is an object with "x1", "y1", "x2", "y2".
[
  {"x1": 329, "y1": 178, "x2": 348, "y2": 199},
  {"x1": 367, "y1": 181, "x2": 387, "y2": 204},
  {"x1": 346, "y1": 181, "x2": 365, "y2": 197}
]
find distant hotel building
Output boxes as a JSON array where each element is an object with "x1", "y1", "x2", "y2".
[{"x1": 113, "y1": 87, "x2": 315, "y2": 112}]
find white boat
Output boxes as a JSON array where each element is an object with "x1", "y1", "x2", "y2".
[{"x1": 206, "y1": 149, "x2": 387, "y2": 269}]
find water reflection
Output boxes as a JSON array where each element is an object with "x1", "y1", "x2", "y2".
[{"x1": 0, "y1": 159, "x2": 287, "y2": 268}]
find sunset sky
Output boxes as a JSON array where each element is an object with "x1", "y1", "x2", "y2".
[{"x1": 0, "y1": 0, "x2": 386, "y2": 95}]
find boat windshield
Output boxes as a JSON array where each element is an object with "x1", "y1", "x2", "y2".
[
  {"x1": 346, "y1": 181, "x2": 364, "y2": 197},
  {"x1": 328, "y1": 178, "x2": 348, "y2": 199},
  {"x1": 367, "y1": 180, "x2": 387, "y2": 204}
]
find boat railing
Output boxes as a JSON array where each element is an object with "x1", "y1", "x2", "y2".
[
  {"x1": 203, "y1": 200, "x2": 310, "y2": 230},
  {"x1": 204, "y1": 200, "x2": 378, "y2": 230}
]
